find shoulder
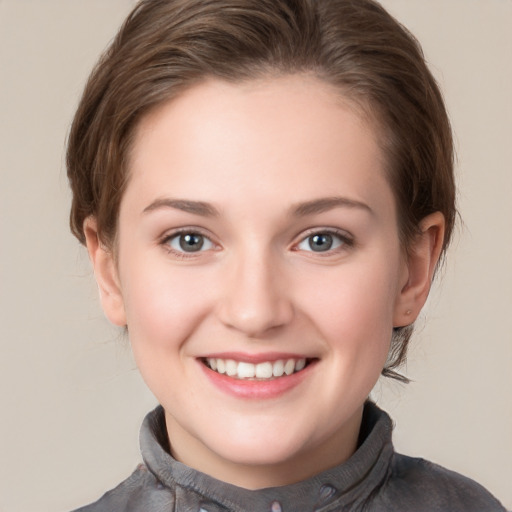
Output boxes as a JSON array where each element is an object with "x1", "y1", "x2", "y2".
[
  {"x1": 376, "y1": 452, "x2": 507, "y2": 512},
  {"x1": 71, "y1": 464, "x2": 175, "y2": 512}
]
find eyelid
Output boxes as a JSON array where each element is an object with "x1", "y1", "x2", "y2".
[
  {"x1": 292, "y1": 227, "x2": 355, "y2": 253},
  {"x1": 158, "y1": 226, "x2": 354, "y2": 257},
  {"x1": 160, "y1": 226, "x2": 219, "y2": 257}
]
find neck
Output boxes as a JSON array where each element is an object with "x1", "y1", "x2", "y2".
[{"x1": 165, "y1": 405, "x2": 364, "y2": 489}]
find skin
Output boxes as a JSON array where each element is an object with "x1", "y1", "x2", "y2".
[{"x1": 85, "y1": 75, "x2": 444, "y2": 489}]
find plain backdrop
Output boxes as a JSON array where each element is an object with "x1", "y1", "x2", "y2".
[{"x1": 0, "y1": 1, "x2": 511, "y2": 511}]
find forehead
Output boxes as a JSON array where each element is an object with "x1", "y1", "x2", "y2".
[{"x1": 125, "y1": 75, "x2": 393, "y2": 219}]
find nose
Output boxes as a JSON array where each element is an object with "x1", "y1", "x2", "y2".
[{"x1": 216, "y1": 249, "x2": 294, "y2": 337}]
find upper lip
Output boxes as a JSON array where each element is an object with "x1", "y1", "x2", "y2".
[{"x1": 198, "y1": 352, "x2": 315, "y2": 364}]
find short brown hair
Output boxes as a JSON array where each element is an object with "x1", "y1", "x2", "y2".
[{"x1": 67, "y1": 0, "x2": 455, "y2": 380}]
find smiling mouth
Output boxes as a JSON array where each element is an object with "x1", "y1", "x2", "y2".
[{"x1": 202, "y1": 357, "x2": 313, "y2": 380}]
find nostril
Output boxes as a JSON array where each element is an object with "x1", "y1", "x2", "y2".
[{"x1": 214, "y1": 269, "x2": 294, "y2": 336}]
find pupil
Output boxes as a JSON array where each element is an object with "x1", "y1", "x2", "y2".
[
  {"x1": 309, "y1": 234, "x2": 333, "y2": 252},
  {"x1": 179, "y1": 233, "x2": 204, "y2": 252}
]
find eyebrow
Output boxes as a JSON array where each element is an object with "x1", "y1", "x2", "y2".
[
  {"x1": 142, "y1": 196, "x2": 372, "y2": 218},
  {"x1": 291, "y1": 196, "x2": 373, "y2": 217},
  {"x1": 142, "y1": 198, "x2": 220, "y2": 217}
]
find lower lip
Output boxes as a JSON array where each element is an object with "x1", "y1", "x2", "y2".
[{"x1": 199, "y1": 360, "x2": 316, "y2": 399}]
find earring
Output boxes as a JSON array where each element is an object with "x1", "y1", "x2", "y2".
[{"x1": 405, "y1": 309, "x2": 412, "y2": 316}]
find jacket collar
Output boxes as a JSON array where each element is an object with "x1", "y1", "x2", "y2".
[{"x1": 140, "y1": 401, "x2": 393, "y2": 511}]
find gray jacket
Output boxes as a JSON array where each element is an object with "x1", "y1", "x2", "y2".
[{"x1": 73, "y1": 403, "x2": 506, "y2": 511}]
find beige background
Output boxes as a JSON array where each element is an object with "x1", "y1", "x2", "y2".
[{"x1": 0, "y1": 0, "x2": 511, "y2": 510}]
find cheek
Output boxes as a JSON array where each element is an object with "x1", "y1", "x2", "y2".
[
  {"x1": 120, "y1": 262, "x2": 216, "y2": 404},
  {"x1": 296, "y1": 257, "x2": 399, "y2": 353},
  {"x1": 119, "y1": 257, "x2": 213, "y2": 353}
]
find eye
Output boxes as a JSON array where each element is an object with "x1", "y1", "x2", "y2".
[
  {"x1": 296, "y1": 231, "x2": 350, "y2": 253},
  {"x1": 165, "y1": 232, "x2": 214, "y2": 253}
]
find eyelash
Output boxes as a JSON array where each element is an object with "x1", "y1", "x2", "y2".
[
  {"x1": 159, "y1": 227, "x2": 354, "y2": 259},
  {"x1": 160, "y1": 228, "x2": 217, "y2": 259},
  {"x1": 293, "y1": 228, "x2": 354, "y2": 255}
]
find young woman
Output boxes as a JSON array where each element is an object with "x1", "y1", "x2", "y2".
[{"x1": 67, "y1": 0, "x2": 507, "y2": 510}]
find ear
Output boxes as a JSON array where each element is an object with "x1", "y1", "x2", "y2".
[
  {"x1": 393, "y1": 212, "x2": 445, "y2": 327},
  {"x1": 83, "y1": 217, "x2": 127, "y2": 326}
]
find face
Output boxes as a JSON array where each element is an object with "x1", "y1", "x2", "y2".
[{"x1": 92, "y1": 75, "x2": 423, "y2": 488}]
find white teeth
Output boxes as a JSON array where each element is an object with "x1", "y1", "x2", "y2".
[
  {"x1": 284, "y1": 359, "x2": 295, "y2": 375},
  {"x1": 225, "y1": 359, "x2": 237, "y2": 376},
  {"x1": 206, "y1": 357, "x2": 309, "y2": 380},
  {"x1": 295, "y1": 358, "x2": 306, "y2": 371},
  {"x1": 237, "y1": 362, "x2": 255, "y2": 378},
  {"x1": 255, "y1": 361, "x2": 273, "y2": 379},
  {"x1": 272, "y1": 360, "x2": 284, "y2": 377},
  {"x1": 216, "y1": 359, "x2": 226, "y2": 374}
]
